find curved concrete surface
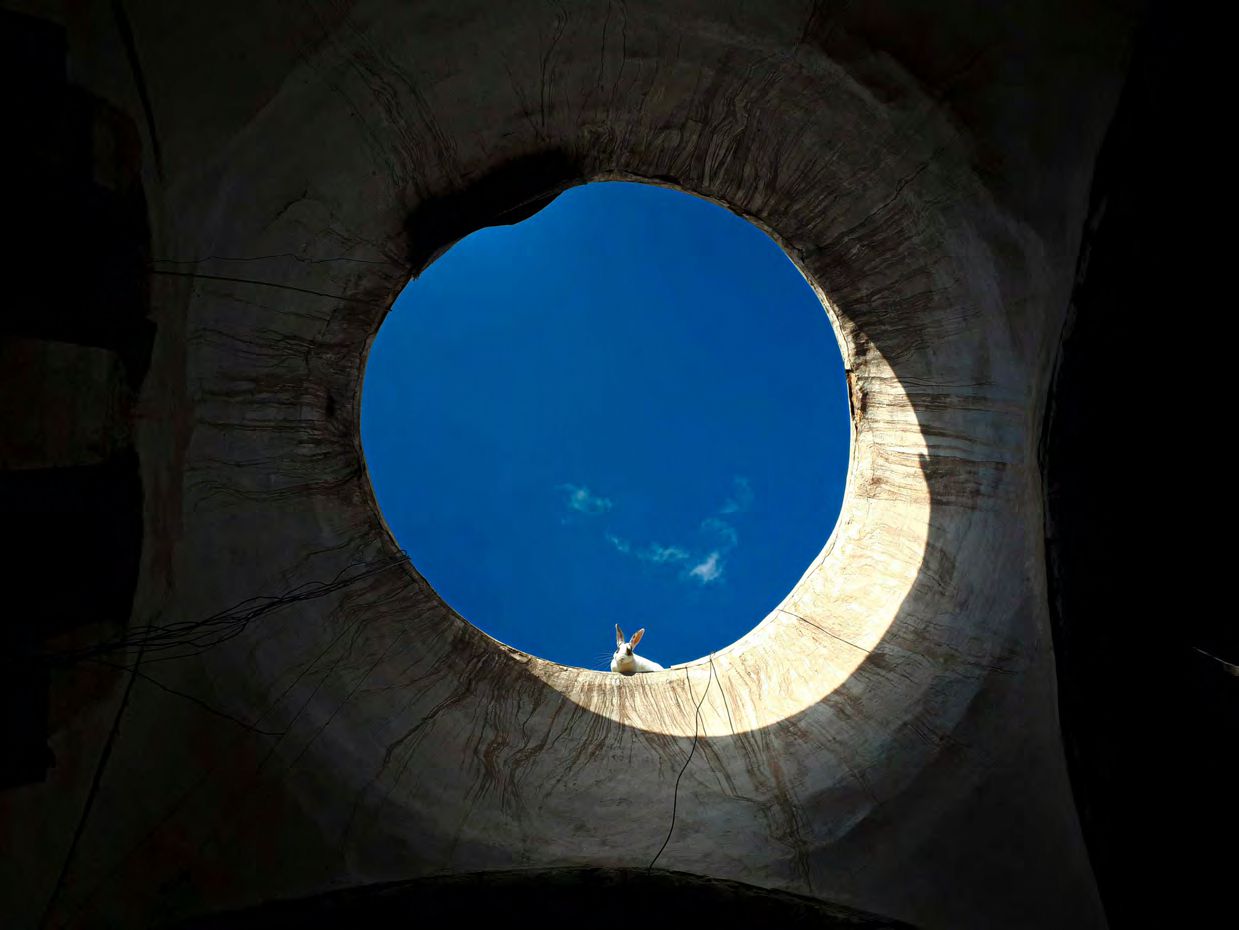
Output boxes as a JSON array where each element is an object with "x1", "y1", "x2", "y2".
[
  {"x1": 175, "y1": 867, "x2": 917, "y2": 929},
  {"x1": 1, "y1": 2, "x2": 1141, "y2": 928}
]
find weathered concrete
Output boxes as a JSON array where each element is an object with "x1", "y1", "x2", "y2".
[{"x1": 0, "y1": 2, "x2": 1143, "y2": 928}]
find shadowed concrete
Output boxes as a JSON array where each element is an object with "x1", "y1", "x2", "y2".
[
  {"x1": 0, "y1": 2, "x2": 1157, "y2": 928},
  {"x1": 173, "y1": 868, "x2": 917, "y2": 929}
]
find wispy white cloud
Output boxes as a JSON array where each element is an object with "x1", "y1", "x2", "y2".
[
  {"x1": 602, "y1": 481, "x2": 749, "y2": 585},
  {"x1": 641, "y1": 543, "x2": 689, "y2": 564},
  {"x1": 561, "y1": 483, "x2": 613, "y2": 515},
  {"x1": 688, "y1": 551, "x2": 724, "y2": 584},
  {"x1": 608, "y1": 534, "x2": 688, "y2": 563},
  {"x1": 719, "y1": 476, "x2": 753, "y2": 514},
  {"x1": 606, "y1": 533, "x2": 631, "y2": 554}
]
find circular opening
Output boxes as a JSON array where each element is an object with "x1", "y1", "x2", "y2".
[{"x1": 362, "y1": 181, "x2": 849, "y2": 669}]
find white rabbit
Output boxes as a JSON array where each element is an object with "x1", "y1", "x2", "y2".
[{"x1": 611, "y1": 624, "x2": 665, "y2": 674}]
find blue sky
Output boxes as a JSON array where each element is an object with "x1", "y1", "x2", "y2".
[{"x1": 362, "y1": 181, "x2": 849, "y2": 669}]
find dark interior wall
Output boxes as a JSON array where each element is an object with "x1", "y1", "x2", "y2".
[
  {"x1": 173, "y1": 868, "x2": 915, "y2": 930},
  {"x1": 1042, "y1": 4, "x2": 1235, "y2": 925},
  {"x1": 1, "y1": 0, "x2": 1224, "y2": 926},
  {"x1": 1, "y1": 9, "x2": 153, "y2": 378},
  {"x1": 0, "y1": 9, "x2": 151, "y2": 789}
]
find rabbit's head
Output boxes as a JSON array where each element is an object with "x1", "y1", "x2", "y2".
[
  {"x1": 615, "y1": 624, "x2": 645, "y2": 657},
  {"x1": 612, "y1": 625, "x2": 663, "y2": 674},
  {"x1": 612, "y1": 624, "x2": 646, "y2": 672}
]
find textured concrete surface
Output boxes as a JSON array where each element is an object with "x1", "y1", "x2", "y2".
[{"x1": 0, "y1": 2, "x2": 1142, "y2": 928}]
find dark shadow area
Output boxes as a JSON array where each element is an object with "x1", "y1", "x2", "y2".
[
  {"x1": 171, "y1": 867, "x2": 915, "y2": 929},
  {"x1": 0, "y1": 10, "x2": 152, "y2": 789},
  {"x1": 403, "y1": 150, "x2": 581, "y2": 275},
  {"x1": 0, "y1": 453, "x2": 143, "y2": 788},
  {"x1": 1042, "y1": 4, "x2": 1234, "y2": 924}
]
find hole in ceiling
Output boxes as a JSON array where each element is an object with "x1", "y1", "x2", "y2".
[{"x1": 362, "y1": 180, "x2": 849, "y2": 669}]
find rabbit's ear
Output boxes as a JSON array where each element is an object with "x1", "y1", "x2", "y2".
[
  {"x1": 631, "y1": 628, "x2": 645, "y2": 647},
  {"x1": 616, "y1": 624, "x2": 625, "y2": 647}
]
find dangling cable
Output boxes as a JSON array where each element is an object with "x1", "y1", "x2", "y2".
[{"x1": 648, "y1": 656, "x2": 716, "y2": 871}]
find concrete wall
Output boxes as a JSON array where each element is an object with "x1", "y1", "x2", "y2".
[{"x1": 1, "y1": 2, "x2": 1142, "y2": 927}]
